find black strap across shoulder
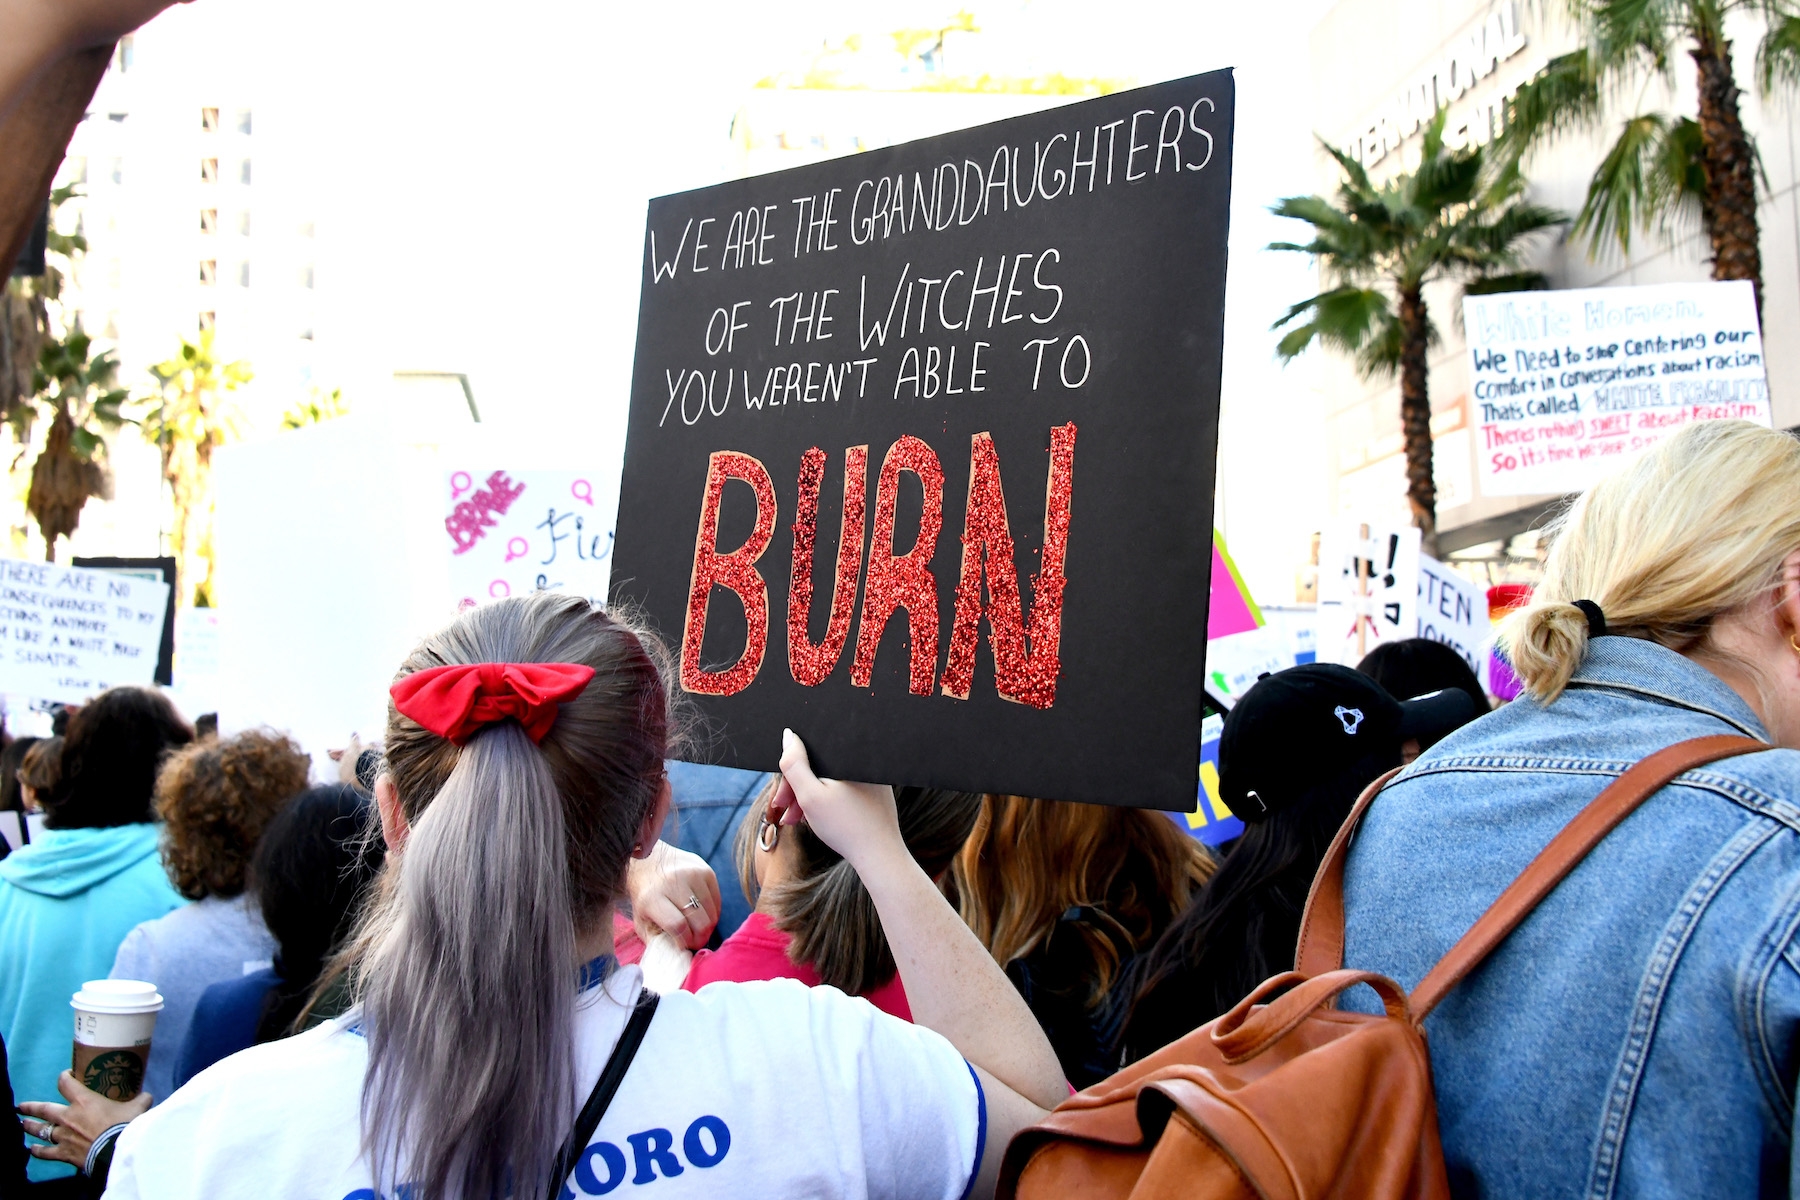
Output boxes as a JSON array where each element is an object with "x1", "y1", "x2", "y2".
[{"x1": 544, "y1": 988, "x2": 659, "y2": 1200}]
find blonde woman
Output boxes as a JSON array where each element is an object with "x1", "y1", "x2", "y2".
[
  {"x1": 101, "y1": 593, "x2": 1065, "y2": 1200},
  {"x1": 1337, "y1": 420, "x2": 1800, "y2": 1199}
]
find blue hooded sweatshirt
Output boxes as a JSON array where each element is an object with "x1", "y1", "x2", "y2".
[{"x1": 0, "y1": 823, "x2": 184, "y2": 1180}]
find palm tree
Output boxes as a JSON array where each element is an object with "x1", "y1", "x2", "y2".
[
  {"x1": 1501, "y1": 0, "x2": 1800, "y2": 312},
  {"x1": 16, "y1": 326, "x2": 131, "y2": 561},
  {"x1": 1270, "y1": 110, "x2": 1565, "y2": 558},
  {"x1": 6, "y1": 185, "x2": 132, "y2": 561},
  {"x1": 142, "y1": 332, "x2": 250, "y2": 605}
]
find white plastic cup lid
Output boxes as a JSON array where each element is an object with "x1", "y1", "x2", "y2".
[{"x1": 71, "y1": 979, "x2": 164, "y2": 1014}]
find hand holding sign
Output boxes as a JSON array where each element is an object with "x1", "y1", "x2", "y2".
[{"x1": 776, "y1": 729, "x2": 903, "y2": 870}]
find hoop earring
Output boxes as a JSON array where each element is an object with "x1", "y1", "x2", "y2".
[
  {"x1": 757, "y1": 817, "x2": 779, "y2": 852},
  {"x1": 1791, "y1": 634, "x2": 1800, "y2": 657}
]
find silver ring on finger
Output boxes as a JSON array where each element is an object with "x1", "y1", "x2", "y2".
[{"x1": 681, "y1": 894, "x2": 703, "y2": 912}]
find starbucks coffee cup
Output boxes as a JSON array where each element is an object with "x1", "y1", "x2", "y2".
[{"x1": 71, "y1": 980, "x2": 162, "y2": 1100}]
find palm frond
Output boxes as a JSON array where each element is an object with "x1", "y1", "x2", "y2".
[
  {"x1": 1498, "y1": 50, "x2": 1603, "y2": 160},
  {"x1": 1758, "y1": 13, "x2": 1800, "y2": 91},
  {"x1": 1352, "y1": 309, "x2": 1410, "y2": 380},
  {"x1": 1463, "y1": 271, "x2": 1552, "y2": 295},
  {"x1": 1270, "y1": 286, "x2": 1394, "y2": 368},
  {"x1": 1590, "y1": 0, "x2": 1682, "y2": 68},
  {"x1": 1574, "y1": 112, "x2": 1687, "y2": 256}
]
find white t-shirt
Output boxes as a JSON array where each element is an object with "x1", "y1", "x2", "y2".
[{"x1": 105, "y1": 965, "x2": 984, "y2": 1200}]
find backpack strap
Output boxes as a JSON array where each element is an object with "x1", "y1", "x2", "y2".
[
  {"x1": 1296, "y1": 734, "x2": 1766, "y2": 1018},
  {"x1": 544, "y1": 988, "x2": 659, "y2": 1200}
]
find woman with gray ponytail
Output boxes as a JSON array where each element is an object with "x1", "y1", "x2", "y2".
[
  {"x1": 1333, "y1": 420, "x2": 1800, "y2": 1198},
  {"x1": 103, "y1": 591, "x2": 1067, "y2": 1200}
]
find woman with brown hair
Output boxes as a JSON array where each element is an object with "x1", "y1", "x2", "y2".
[
  {"x1": 642, "y1": 781, "x2": 982, "y2": 1018},
  {"x1": 108, "y1": 728, "x2": 312, "y2": 1104},
  {"x1": 952, "y1": 795, "x2": 1214, "y2": 1086}
]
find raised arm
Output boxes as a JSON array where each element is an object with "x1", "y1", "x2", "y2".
[
  {"x1": 0, "y1": 0, "x2": 179, "y2": 122},
  {"x1": 775, "y1": 730, "x2": 1064, "y2": 1194}
]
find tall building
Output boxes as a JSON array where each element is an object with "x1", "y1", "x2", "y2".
[
  {"x1": 21, "y1": 14, "x2": 337, "y2": 563},
  {"x1": 1306, "y1": 0, "x2": 1800, "y2": 565}
]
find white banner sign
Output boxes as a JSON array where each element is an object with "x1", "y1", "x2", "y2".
[
  {"x1": 444, "y1": 468, "x2": 616, "y2": 612},
  {"x1": 1205, "y1": 625, "x2": 1293, "y2": 708},
  {"x1": 1316, "y1": 520, "x2": 1421, "y2": 665},
  {"x1": 0, "y1": 558, "x2": 171, "y2": 704},
  {"x1": 1467, "y1": 281, "x2": 1770, "y2": 496},
  {"x1": 1416, "y1": 556, "x2": 1489, "y2": 673}
]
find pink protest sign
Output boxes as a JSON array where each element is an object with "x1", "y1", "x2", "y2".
[{"x1": 1207, "y1": 530, "x2": 1262, "y2": 642}]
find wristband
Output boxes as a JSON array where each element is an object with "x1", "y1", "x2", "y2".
[{"x1": 84, "y1": 1121, "x2": 130, "y2": 1177}]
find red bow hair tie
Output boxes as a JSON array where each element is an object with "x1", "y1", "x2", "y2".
[{"x1": 389, "y1": 662, "x2": 597, "y2": 745}]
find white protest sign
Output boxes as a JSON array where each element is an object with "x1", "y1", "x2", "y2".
[
  {"x1": 1205, "y1": 625, "x2": 1294, "y2": 708},
  {"x1": 0, "y1": 558, "x2": 171, "y2": 704},
  {"x1": 1467, "y1": 281, "x2": 1770, "y2": 496},
  {"x1": 444, "y1": 468, "x2": 617, "y2": 611},
  {"x1": 1416, "y1": 556, "x2": 1489, "y2": 673},
  {"x1": 1316, "y1": 520, "x2": 1421, "y2": 665}
]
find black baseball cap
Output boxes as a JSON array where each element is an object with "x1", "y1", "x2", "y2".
[{"x1": 1218, "y1": 664, "x2": 1479, "y2": 822}]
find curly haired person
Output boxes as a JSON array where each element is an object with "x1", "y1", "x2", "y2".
[{"x1": 109, "y1": 728, "x2": 311, "y2": 1106}]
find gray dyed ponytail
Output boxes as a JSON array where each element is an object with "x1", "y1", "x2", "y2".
[{"x1": 350, "y1": 593, "x2": 673, "y2": 1200}]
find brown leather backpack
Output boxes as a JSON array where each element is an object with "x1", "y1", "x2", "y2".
[{"x1": 997, "y1": 735, "x2": 1762, "y2": 1200}]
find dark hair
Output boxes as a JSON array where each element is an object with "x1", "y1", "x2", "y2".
[
  {"x1": 1121, "y1": 757, "x2": 1392, "y2": 1061},
  {"x1": 0, "y1": 737, "x2": 40, "y2": 815},
  {"x1": 738, "y1": 782, "x2": 982, "y2": 996},
  {"x1": 154, "y1": 729, "x2": 313, "y2": 900},
  {"x1": 1357, "y1": 638, "x2": 1487, "y2": 719},
  {"x1": 45, "y1": 688, "x2": 194, "y2": 829},
  {"x1": 254, "y1": 784, "x2": 385, "y2": 1041}
]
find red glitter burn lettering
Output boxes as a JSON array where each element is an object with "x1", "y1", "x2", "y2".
[
  {"x1": 851, "y1": 436, "x2": 944, "y2": 695},
  {"x1": 681, "y1": 451, "x2": 777, "y2": 696},
  {"x1": 788, "y1": 445, "x2": 868, "y2": 687},
  {"x1": 941, "y1": 425, "x2": 1076, "y2": 709}
]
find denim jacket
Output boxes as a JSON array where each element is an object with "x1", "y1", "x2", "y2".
[{"x1": 1341, "y1": 636, "x2": 1800, "y2": 1198}]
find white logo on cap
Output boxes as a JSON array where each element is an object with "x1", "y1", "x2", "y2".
[{"x1": 1334, "y1": 706, "x2": 1365, "y2": 735}]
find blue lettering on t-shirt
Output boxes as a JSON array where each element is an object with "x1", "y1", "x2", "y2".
[
  {"x1": 682, "y1": 1117, "x2": 730, "y2": 1169},
  {"x1": 627, "y1": 1128, "x2": 684, "y2": 1183},
  {"x1": 575, "y1": 1141, "x2": 628, "y2": 1195},
  {"x1": 353, "y1": 1116, "x2": 734, "y2": 1200}
]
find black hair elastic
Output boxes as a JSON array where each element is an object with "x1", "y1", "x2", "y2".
[{"x1": 1572, "y1": 599, "x2": 1608, "y2": 638}]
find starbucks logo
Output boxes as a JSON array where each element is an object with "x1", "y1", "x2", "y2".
[{"x1": 81, "y1": 1051, "x2": 143, "y2": 1100}]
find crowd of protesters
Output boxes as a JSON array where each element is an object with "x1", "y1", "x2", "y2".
[
  {"x1": 11, "y1": 2, "x2": 1800, "y2": 1197},
  {"x1": 0, "y1": 420, "x2": 1789, "y2": 1200}
]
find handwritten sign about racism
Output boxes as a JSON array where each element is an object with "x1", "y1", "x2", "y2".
[
  {"x1": 1466, "y1": 280, "x2": 1770, "y2": 496},
  {"x1": 609, "y1": 71, "x2": 1235, "y2": 809},
  {"x1": 445, "y1": 469, "x2": 616, "y2": 612},
  {"x1": 0, "y1": 558, "x2": 171, "y2": 705}
]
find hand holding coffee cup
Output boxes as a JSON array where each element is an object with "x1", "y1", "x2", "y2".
[
  {"x1": 16, "y1": 1069, "x2": 152, "y2": 1167},
  {"x1": 69, "y1": 980, "x2": 162, "y2": 1101}
]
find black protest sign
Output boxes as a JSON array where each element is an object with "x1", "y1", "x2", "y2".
[{"x1": 610, "y1": 70, "x2": 1233, "y2": 810}]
